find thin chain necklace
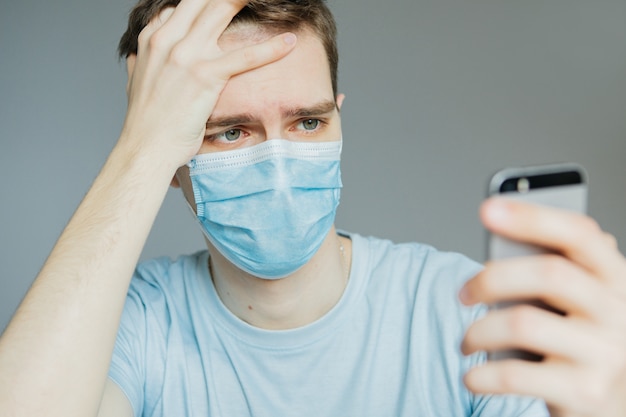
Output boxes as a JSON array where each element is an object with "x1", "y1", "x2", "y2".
[{"x1": 338, "y1": 236, "x2": 350, "y2": 284}]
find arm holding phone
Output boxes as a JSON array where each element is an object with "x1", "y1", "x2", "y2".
[{"x1": 460, "y1": 166, "x2": 626, "y2": 416}]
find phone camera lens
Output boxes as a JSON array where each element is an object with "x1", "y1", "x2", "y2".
[{"x1": 517, "y1": 177, "x2": 530, "y2": 193}]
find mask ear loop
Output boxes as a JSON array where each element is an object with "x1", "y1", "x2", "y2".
[
  {"x1": 184, "y1": 199, "x2": 196, "y2": 217},
  {"x1": 184, "y1": 199, "x2": 210, "y2": 240},
  {"x1": 183, "y1": 199, "x2": 217, "y2": 281}
]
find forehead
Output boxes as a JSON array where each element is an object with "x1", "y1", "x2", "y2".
[
  {"x1": 213, "y1": 26, "x2": 334, "y2": 117},
  {"x1": 220, "y1": 22, "x2": 282, "y2": 44}
]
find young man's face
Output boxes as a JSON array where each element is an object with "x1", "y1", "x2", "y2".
[
  {"x1": 126, "y1": 23, "x2": 345, "y2": 275},
  {"x1": 171, "y1": 25, "x2": 344, "y2": 205}
]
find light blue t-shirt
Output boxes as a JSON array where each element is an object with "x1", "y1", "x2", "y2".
[{"x1": 109, "y1": 233, "x2": 548, "y2": 416}]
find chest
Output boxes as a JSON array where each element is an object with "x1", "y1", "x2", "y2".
[{"x1": 141, "y1": 317, "x2": 470, "y2": 417}]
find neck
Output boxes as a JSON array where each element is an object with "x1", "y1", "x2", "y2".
[{"x1": 208, "y1": 228, "x2": 352, "y2": 330}]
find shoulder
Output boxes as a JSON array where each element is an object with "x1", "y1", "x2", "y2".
[
  {"x1": 118, "y1": 251, "x2": 209, "y2": 328},
  {"x1": 129, "y1": 250, "x2": 208, "y2": 295},
  {"x1": 346, "y1": 232, "x2": 486, "y2": 337},
  {"x1": 110, "y1": 251, "x2": 209, "y2": 416},
  {"x1": 349, "y1": 232, "x2": 482, "y2": 290},
  {"x1": 113, "y1": 250, "x2": 210, "y2": 362},
  {"x1": 343, "y1": 233, "x2": 496, "y2": 410}
]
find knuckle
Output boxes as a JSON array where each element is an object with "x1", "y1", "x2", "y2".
[
  {"x1": 241, "y1": 47, "x2": 259, "y2": 67},
  {"x1": 148, "y1": 30, "x2": 168, "y2": 51},
  {"x1": 540, "y1": 256, "x2": 570, "y2": 288},
  {"x1": 574, "y1": 216, "x2": 602, "y2": 239},
  {"x1": 507, "y1": 305, "x2": 539, "y2": 340},
  {"x1": 191, "y1": 63, "x2": 223, "y2": 89},
  {"x1": 137, "y1": 27, "x2": 152, "y2": 47},
  {"x1": 190, "y1": 65, "x2": 209, "y2": 84},
  {"x1": 169, "y1": 45, "x2": 190, "y2": 67},
  {"x1": 498, "y1": 362, "x2": 522, "y2": 392}
]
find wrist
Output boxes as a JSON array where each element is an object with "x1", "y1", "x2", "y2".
[
  {"x1": 117, "y1": 111, "x2": 204, "y2": 171},
  {"x1": 113, "y1": 130, "x2": 186, "y2": 180}
]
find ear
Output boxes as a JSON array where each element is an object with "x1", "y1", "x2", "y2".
[
  {"x1": 336, "y1": 93, "x2": 346, "y2": 111},
  {"x1": 125, "y1": 54, "x2": 137, "y2": 96}
]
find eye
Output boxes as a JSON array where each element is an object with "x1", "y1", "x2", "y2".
[
  {"x1": 215, "y1": 129, "x2": 242, "y2": 142},
  {"x1": 299, "y1": 119, "x2": 320, "y2": 131}
]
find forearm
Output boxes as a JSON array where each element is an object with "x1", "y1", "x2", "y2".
[
  {"x1": 0, "y1": 138, "x2": 176, "y2": 417},
  {"x1": 0, "y1": 0, "x2": 299, "y2": 413}
]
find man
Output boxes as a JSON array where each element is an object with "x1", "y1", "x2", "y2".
[{"x1": 1, "y1": 0, "x2": 625, "y2": 416}]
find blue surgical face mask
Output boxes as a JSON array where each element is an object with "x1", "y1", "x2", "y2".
[{"x1": 187, "y1": 139, "x2": 342, "y2": 279}]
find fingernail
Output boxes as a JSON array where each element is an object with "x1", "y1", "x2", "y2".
[{"x1": 283, "y1": 33, "x2": 297, "y2": 45}]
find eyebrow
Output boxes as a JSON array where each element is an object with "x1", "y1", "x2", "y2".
[
  {"x1": 282, "y1": 100, "x2": 337, "y2": 118},
  {"x1": 205, "y1": 115, "x2": 254, "y2": 130},
  {"x1": 205, "y1": 100, "x2": 337, "y2": 130}
]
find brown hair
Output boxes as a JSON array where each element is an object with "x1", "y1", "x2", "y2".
[{"x1": 118, "y1": 0, "x2": 338, "y2": 94}]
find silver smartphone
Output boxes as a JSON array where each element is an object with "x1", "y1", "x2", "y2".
[{"x1": 487, "y1": 163, "x2": 588, "y2": 361}]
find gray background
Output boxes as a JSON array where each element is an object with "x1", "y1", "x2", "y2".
[{"x1": 1, "y1": 0, "x2": 625, "y2": 331}]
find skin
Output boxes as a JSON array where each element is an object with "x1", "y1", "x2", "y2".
[{"x1": 0, "y1": 0, "x2": 625, "y2": 416}]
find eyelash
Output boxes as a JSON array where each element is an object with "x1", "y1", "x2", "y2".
[
  {"x1": 295, "y1": 118, "x2": 327, "y2": 134},
  {"x1": 205, "y1": 118, "x2": 328, "y2": 143},
  {"x1": 204, "y1": 129, "x2": 247, "y2": 144}
]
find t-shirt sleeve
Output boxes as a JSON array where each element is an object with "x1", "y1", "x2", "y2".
[{"x1": 108, "y1": 282, "x2": 148, "y2": 417}]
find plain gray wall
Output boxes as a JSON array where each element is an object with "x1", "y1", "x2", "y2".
[{"x1": 1, "y1": 0, "x2": 625, "y2": 332}]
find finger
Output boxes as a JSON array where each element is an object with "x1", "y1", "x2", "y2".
[
  {"x1": 137, "y1": 7, "x2": 177, "y2": 54},
  {"x1": 460, "y1": 255, "x2": 617, "y2": 322},
  {"x1": 481, "y1": 198, "x2": 626, "y2": 285},
  {"x1": 464, "y1": 360, "x2": 600, "y2": 415},
  {"x1": 151, "y1": 0, "x2": 212, "y2": 46},
  {"x1": 131, "y1": 7, "x2": 177, "y2": 91},
  {"x1": 204, "y1": 32, "x2": 297, "y2": 80},
  {"x1": 461, "y1": 304, "x2": 613, "y2": 364},
  {"x1": 183, "y1": 0, "x2": 249, "y2": 46}
]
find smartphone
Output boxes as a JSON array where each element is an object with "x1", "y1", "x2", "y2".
[{"x1": 486, "y1": 163, "x2": 588, "y2": 361}]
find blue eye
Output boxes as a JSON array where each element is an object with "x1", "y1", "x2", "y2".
[
  {"x1": 301, "y1": 119, "x2": 320, "y2": 131},
  {"x1": 217, "y1": 129, "x2": 242, "y2": 142}
]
